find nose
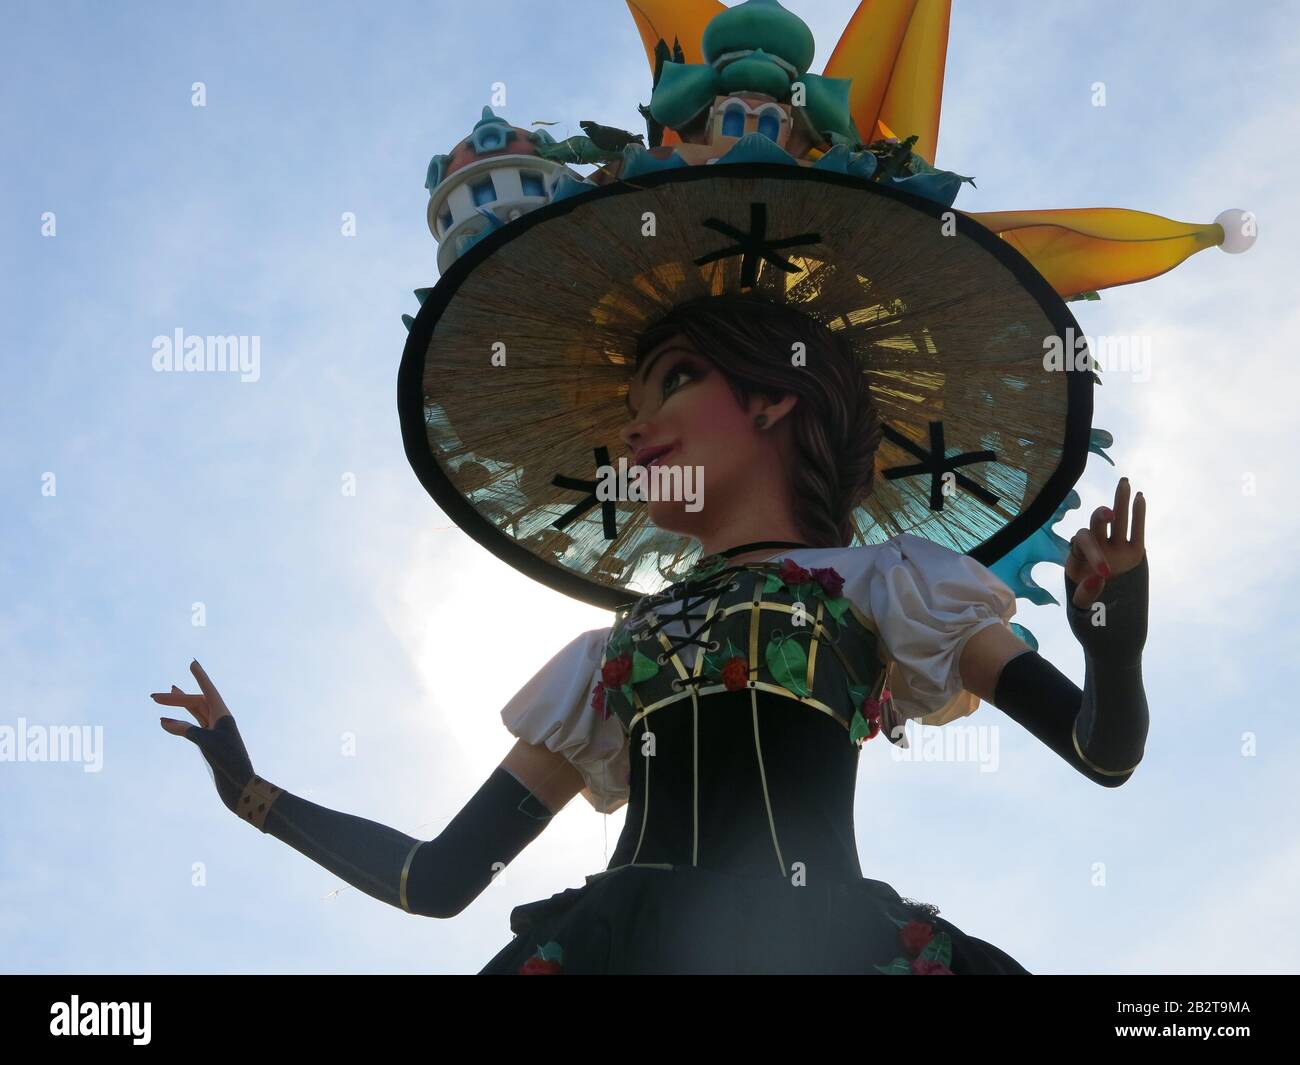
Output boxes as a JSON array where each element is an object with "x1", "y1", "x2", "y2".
[{"x1": 619, "y1": 414, "x2": 648, "y2": 451}]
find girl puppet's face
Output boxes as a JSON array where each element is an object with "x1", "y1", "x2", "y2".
[{"x1": 619, "y1": 333, "x2": 790, "y2": 538}]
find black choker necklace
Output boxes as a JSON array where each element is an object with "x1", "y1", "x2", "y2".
[
  {"x1": 715, "y1": 539, "x2": 810, "y2": 559},
  {"x1": 683, "y1": 540, "x2": 810, "y2": 581}
]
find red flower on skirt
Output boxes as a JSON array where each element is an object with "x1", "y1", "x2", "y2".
[
  {"x1": 899, "y1": 919, "x2": 934, "y2": 955},
  {"x1": 519, "y1": 955, "x2": 563, "y2": 974},
  {"x1": 520, "y1": 941, "x2": 564, "y2": 974},
  {"x1": 590, "y1": 682, "x2": 607, "y2": 718},
  {"x1": 911, "y1": 958, "x2": 954, "y2": 975}
]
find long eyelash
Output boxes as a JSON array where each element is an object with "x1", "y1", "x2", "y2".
[{"x1": 662, "y1": 358, "x2": 699, "y2": 397}]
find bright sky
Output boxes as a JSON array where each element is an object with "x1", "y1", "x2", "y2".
[{"x1": 2, "y1": 0, "x2": 1297, "y2": 975}]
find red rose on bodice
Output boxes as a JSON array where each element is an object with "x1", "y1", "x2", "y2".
[
  {"x1": 778, "y1": 559, "x2": 812, "y2": 585},
  {"x1": 810, "y1": 566, "x2": 844, "y2": 597},
  {"x1": 602, "y1": 654, "x2": 632, "y2": 688},
  {"x1": 721, "y1": 656, "x2": 749, "y2": 691}
]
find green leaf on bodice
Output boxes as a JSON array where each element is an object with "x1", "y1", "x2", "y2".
[
  {"x1": 874, "y1": 957, "x2": 913, "y2": 975},
  {"x1": 631, "y1": 649, "x2": 659, "y2": 683},
  {"x1": 763, "y1": 571, "x2": 851, "y2": 625},
  {"x1": 789, "y1": 580, "x2": 817, "y2": 606},
  {"x1": 822, "y1": 595, "x2": 851, "y2": 621},
  {"x1": 702, "y1": 636, "x2": 744, "y2": 681},
  {"x1": 764, "y1": 634, "x2": 810, "y2": 696},
  {"x1": 608, "y1": 627, "x2": 633, "y2": 658},
  {"x1": 849, "y1": 709, "x2": 871, "y2": 745}
]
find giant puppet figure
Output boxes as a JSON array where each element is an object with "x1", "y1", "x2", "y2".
[{"x1": 157, "y1": 0, "x2": 1252, "y2": 974}]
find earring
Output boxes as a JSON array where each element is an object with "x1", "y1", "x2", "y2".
[{"x1": 753, "y1": 413, "x2": 768, "y2": 429}]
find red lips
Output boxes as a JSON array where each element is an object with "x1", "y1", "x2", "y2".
[{"x1": 633, "y1": 443, "x2": 675, "y2": 467}]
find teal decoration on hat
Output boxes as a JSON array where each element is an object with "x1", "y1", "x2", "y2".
[
  {"x1": 620, "y1": 144, "x2": 690, "y2": 180},
  {"x1": 702, "y1": 0, "x2": 815, "y2": 73},
  {"x1": 880, "y1": 170, "x2": 964, "y2": 207},
  {"x1": 1089, "y1": 428, "x2": 1115, "y2": 465},
  {"x1": 716, "y1": 131, "x2": 798, "y2": 166},
  {"x1": 795, "y1": 72, "x2": 854, "y2": 143},
  {"x1": 649, "y1": 60, "x2": 722, "y2": 129},
  {"x1": 989, "y1": 489, "x2": 1083, "y2": 612},
  {"x1": 549, "y1": 171, "x2": 597, "y2": 203},
  {"x1": 718, "y1": 48, "x2": 792, "y2": 98}
]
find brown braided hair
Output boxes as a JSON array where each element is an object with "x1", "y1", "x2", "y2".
[{"x1": 633, "y1": 294, "x2": 883, "y2": 548}]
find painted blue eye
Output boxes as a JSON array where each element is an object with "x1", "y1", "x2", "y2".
[
  {"x1": 757, "y1": 113, "x2": 780, "y2": 140},
  {"x1": 722, "y1": 106, "x2": 745, "y2": 137}
]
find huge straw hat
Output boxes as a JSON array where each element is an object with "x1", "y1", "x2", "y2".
[{"x1": 398, "y1": 161, "x2": 1092, "y2": 609}]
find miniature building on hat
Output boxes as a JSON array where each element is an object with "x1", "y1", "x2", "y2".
[{"x1": 425, "y1": 107, "x2": 578, "y2": 272}]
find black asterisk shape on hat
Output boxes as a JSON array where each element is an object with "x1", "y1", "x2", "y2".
[
  {"x1": 881, "y1": 421, "x2": 999, "y2": 512},
  {"x1": 694, "y1": 202, "x2": 821, "y2": 288}
]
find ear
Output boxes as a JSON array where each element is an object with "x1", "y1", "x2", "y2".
[{"x1": 751, "y1": 392, "x2": 798, "y2": 429}]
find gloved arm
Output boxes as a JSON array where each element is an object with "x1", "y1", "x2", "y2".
[
  {"x1": 991, "y1": 556, "x2": 1149, "y2": 786},
  {"x1": 255, "y1": 763, "x2": 555, "y2": 918},
  {"x1": 168, "y1": 700, "x2": 555, "y2": 918}
]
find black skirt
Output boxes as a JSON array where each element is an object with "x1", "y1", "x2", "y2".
[{"x1": 480, "y1": 863, "x2": 1030, "y2": 975}]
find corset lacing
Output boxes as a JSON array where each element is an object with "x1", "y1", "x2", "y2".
[{"x1": 632, "y1": 563, "x2": 750, "y2": 682}]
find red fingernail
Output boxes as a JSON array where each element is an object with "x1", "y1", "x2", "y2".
[
  {"x1": 1099, "y1": 563, "x2": 1112, "y2": 578},
  {"x1": 1085, "y1": 575, "x2": 1102, "y2": 590}
]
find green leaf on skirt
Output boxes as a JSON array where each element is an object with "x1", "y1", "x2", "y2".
[{"x1": 919, "y1": 931, "x2": 953, "y2": 968}]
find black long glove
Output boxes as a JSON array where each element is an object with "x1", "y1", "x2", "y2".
[
  {"x1": 160, "y1": 666, "x2": 554, "y2": 918},
  {"x1": 992, "y1": 557, "x2": 1149, "y2": 786}
]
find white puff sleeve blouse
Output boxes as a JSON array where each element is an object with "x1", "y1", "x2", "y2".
[
  {"x1": 499, "y1": 626, "x2": 630, "y2": 814},
  {"x1": 775, "y1": 534, "x2": 1018, "y2": 743},
  {"x1": 860, "y1": 533, "x2": 1018, "y2": 731}
]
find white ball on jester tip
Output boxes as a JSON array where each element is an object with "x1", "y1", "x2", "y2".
[{"x1": 1215, "y1": 208, "x2": 1257, "y2": 253}]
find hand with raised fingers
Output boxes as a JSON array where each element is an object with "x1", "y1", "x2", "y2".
[
  {"x1": 152, "y1": 660, "x2": 256, "y2": 816},
  {"x1": 1064, "y1": 477, "x2": 1148, "y2": 657},
  {"x1": 1065, "y1": 476, "x2": 1146, "y2": 610}
]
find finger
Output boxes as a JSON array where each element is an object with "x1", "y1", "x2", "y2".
[
  {"x1": 189, "y1": 660, "x2": 230, "y2": 722},
  {"x1": 1131, "y1": 490, "x2": 1146, "y2": 548},
  {"x1": 1073, "y1": 529, "x2": 1110, "y2": 580},
  {"x1": 1088, "y1": 505, "x2": 1113, "y2": 547},
  {"x1": 1109, "y1": 477, "x2": 1130, "y2": 545},
  {"x1": 159, "y1": 717, "x2": 196, "y2": 737},
  {"x1": 151, "y1": 688, "x2": 210, "y2": 726}
]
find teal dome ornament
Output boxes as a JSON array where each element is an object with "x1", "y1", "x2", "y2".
[
  {"x1": 702, "y1": 0, "x2": 816, "y2": 75},
  {"x1": 718, "y1": 48, "x2": 792, "y2": 97}
]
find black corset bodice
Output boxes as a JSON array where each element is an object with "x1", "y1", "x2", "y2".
[
  {"x1": 607, "y1": 689, "x2": 865, "y2": 881},
  {"x1": 594, "y1": 555, "x2": 898, "y2": 883}
]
